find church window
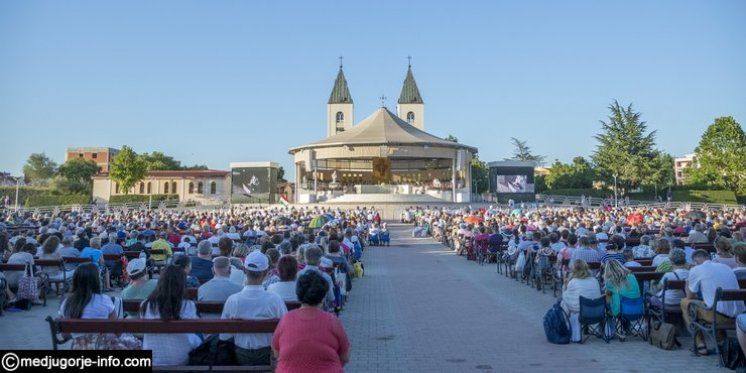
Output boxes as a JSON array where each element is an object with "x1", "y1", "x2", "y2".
[
  {"x1": 164, "y1": 182, "x2": 169, "y2": 194},
  {"x1": 197, "y1": 182, "x2": 203, "y2": 194},
  {"x1": 210, "y1": 181, "x2": 217, "y2": 194},
  {"x1": 335, "y1": 111, "x2": 344, "y2": 123},
  {"x1": 406, "y1": 111, "x2": 415, "y2": 124},
  {"x1": 188, "y1": 182, "x2": 194, "y2": 194}
]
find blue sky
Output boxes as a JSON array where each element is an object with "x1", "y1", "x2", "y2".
[{"x1": 1, "y1": 0, "x2": 745, "y2": 180}]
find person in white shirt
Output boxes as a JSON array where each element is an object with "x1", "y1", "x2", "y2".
[
  {"x1": 140, "y1": 265, "x2": 200, "y2": 366},
  {"x1": 651, "y1": 249, "x2": 689, "y2": 307},
  {"x1": 561, "y1": 259, "x2": 602, "y2": 343},
  {"x1": 683, "y1": 249, "x2": 746, "y2": 355},
  {"x1": 267, "y1": 256, "x2": 298, "y2": 302},
  {"x1": 221, "y1": 251, "x2": 288, "y2": 366}
]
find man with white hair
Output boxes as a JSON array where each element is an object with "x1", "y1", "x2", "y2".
[
  {"x1": 297, "y1": 245, "x2": 335, "y2": 310},
  {"x1": 190, "y1": 240, "x2": 215, "y2": 283},
  {"x1": 198, "y1": 256, "x2": 242, "y2": 301},
  {"x1": 687, "y1": 223, "x2": 708, "y2": 244}
]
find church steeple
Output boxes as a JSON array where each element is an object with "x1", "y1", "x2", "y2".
[
  {"x1": 327, "y1": 58, "x2": 354, "y2": 136},
  {"x1": 397, "y1": 57, "x2": 425, "y2": 129}
]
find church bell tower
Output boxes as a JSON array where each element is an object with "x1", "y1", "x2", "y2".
[
  {"x1": 397, "y1": 58, "x2": 425, "y2": 130},
  {"x1": 327, "y1": 58, "x2": 354, "y2": 137}
]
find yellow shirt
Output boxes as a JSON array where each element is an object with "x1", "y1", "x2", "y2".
[{"x1": 150, "y1": 239, "x2": 173, "y2": 262}]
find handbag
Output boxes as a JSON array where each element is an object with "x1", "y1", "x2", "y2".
[
  {"x1": 649, "y1": 321, "x2": 680, "y2": 350},
  {"x1": 17, "y1": 264, "x2": 39, "y2": 301},
  {"x1": 189, "y1": 334, "x2": 237, "y2": 367}
]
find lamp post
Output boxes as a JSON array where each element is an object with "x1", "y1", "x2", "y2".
[{"x1": 613, "y1": 173, "x2": 618, "y2": 208}]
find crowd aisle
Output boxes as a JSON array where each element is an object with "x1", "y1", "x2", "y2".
[{"x1": 341, "y1": 224, "x2": 721, "y2": 373}]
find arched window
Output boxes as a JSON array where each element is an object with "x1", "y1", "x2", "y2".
[
  {"x1": 197, "y1": 182, "x2": 203, "y2": 194},
  {"x1": 164, "y1": 182, "x2": 169, "y2": 194},
  {"x1": 335, "y1": 111, "x2": 344, "y2": 123},
  {"x1": 210, "y1": 181, "x2": 217, "y2": 195},
  {"x1": 188, "y1": 182, "x2": 194, "y2": 194},
  {"x1": 406, "y1": 111, "x2": 415, "y2": 124},
  {"x1": 171, "y1": 182, "x2": 177, "y2": 194},
  {"x1": 139, "y1": 182, "x2": 144, "y2": 194},
  {"x1": 146, "y1": 182, "x2": 151, "y2": 194},
  {"x1": 115, "y1": 183, "x2": 119, "y2": 194}
]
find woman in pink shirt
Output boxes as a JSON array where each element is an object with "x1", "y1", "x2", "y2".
[{"x1": 272, "y1": 270, "x2": 350, "y2": 372}]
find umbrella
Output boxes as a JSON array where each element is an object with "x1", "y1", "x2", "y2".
[
  {"x1": 308, "y1": 215, "x2": 329, "y2": 229},
  {"x1": 464, "y1": 216, "x2": 483, "y2": 225}
]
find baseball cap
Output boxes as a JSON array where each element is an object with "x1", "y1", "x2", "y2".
[
  {"x1": 244, "y1": 251, "x2": 269, "y2": 271},
  {"x1": 127, "y1": 258, "x2": 147, "y2": 277}
]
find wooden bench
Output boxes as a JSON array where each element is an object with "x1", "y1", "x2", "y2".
[
  {"x1": 35, "y1": 259, "x2": 70, "y2": 294},
  {"x1": 693, "y1": 243, "x2": 716, "y2": 253},
  {"x1": 634, "y1": 258, "x2": 653, "y2": 266},
  {"x1": 123, "y1": 251, "x2": 142, "y2": 260},
  {"x1": 688, "y1": 288, "x2": 746, "y2": 366},
  {"x1": 628, "y1": 266, "x2": 657, "y2": 273},
  {"x1": 62, "y1": 256, "x2": 92, "y2": 266},
  {"x1": 649, "y1": 279, "x2": 686, "y2": 324},
  {"x1": 45, "y1": 317, "x2": 279, "y2": 371},
  {"x1": 121, "y1": 299, "x2": 302, "y2": 315}
]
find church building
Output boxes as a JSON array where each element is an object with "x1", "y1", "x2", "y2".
[{"x1": 290, "y1": 61, "x2": 477, "y2": 204}]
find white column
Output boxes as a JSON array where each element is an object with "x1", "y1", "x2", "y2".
[{"x1": 451, "y1": 155, "x2": 457, "y2": 203}]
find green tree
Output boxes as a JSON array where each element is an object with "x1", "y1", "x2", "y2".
[
  {"x1": 56, "y1": 158, "x2": 99, "y2": 194},
  {"x1": 506, "y1": 137, "x2": 545, "y2": 165},
  {"x1": 592, "y1": 100, "x2": 658, "y2": 191},
  {"x1": 23, "y1": 153, "x2": 58, "y2": 186},
  {"x1": 182, "y1": 164, "x2": 208, "y2": 170},
  {"x1": 139, "y1": 151, "x2": 182, "y2": 171},
  {"x1": 545, "y1": 157, "x2": 595, "y2": 189},
  {"x1": 110, "y1": 146, "x2": 147, "y2": 195},
  {"x1": 686, "y1": 116, "x2": 746, "y2": 194},
  {"x1": 470, "y1": 155, "x2": 489, "y2": 194},
  {"x1": 444, "y1": 134, "x2": 459, "y2": 143},
  {"x1": 647, "y1": 152, "x2": 675, "y2": 197}
]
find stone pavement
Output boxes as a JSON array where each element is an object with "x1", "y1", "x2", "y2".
[
  {"x1": 0, "y1": 224, "x2": 727, "y2": 372},
  {"x1": 339, "y1": 224, "x2": 723, "y2": 372}
]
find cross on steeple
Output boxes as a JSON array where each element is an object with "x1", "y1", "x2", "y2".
[
  {"x1": 407, "y1": 55, "x2": 412, "y2": 68},
  {"x1": 379, "y1": 94, "x2": 387, "y2": 107},
  {"x1": 339, "y1": 56, "x2": 343, "y2": 69}
]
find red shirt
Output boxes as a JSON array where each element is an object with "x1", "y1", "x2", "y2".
[{"x1": 272, "y1": 307, "x2": 349, "y2": 373}]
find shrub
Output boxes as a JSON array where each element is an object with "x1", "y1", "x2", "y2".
[
  {"x1": 25, "y1": 194, "x2": 90, "y2": 207},
  {"x1": 108, "y1": 194, "x2": 179, "y2": 204}
]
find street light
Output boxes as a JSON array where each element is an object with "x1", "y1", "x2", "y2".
[{"x1": 613, "y1": 174, "x2": 618, "y2": 208}]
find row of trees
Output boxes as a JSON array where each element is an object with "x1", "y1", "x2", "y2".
[
  {"x1": 22, "y1": 147, "x2": 209, "y2": 194},
  {"x1": 474, "y1": 100, "x2": 744, "y2": 197}
]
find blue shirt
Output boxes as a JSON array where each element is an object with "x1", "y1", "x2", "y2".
[
  {"x1": 190, "y1": 256, "x2": 214, "y2": 282},
  {"x1": 80, "y1": 247, "x2": 103, "y2": 269}
]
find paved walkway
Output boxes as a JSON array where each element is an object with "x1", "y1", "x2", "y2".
[{"x1": 340, "y1": 224, "x2": 723, "y2": 372}]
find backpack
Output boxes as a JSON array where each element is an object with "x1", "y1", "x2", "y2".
[
  {"x1": 649, "y1": 321, "x2": 679, "y2": 350},
  {"x1": 720, "y1": 336, "x2": 746, "y2": 370},
  {"x1": 543, "y1": 300, "x2": 571, "y2": 344}
]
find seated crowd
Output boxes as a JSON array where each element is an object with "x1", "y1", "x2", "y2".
[
  {"x1": 407, "y1": 204, "x2": 746, "y2": 357},
  {"x1": 0, "y1": 205, "x2": 376, "y2": 369}
]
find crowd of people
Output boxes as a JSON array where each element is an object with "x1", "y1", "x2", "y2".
[
  {"x1": 0, "y1": 205, "x2": 384, "y2": 370},
  {"x1": 404, "y1": 203, "x2": 746, "y2": 357}
]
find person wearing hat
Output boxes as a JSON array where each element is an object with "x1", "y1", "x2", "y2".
[
  {"x1": 198, "y1": 257, "x2": 242, "y2": 302},
  {"x1": 121, "y1": 258, "x2": 157, "y2": 301},
  {"x1": 221, "y1": 251, "x2": 288, "y2": 366}
]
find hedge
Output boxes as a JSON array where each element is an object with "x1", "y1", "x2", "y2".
[
  {"x1": 671, "y1": 190, "x2": 738, "y2": 204},
  {"x1": 109, "y1": 194, "x2": 180, "y2": 204},
  {"x1": 0, "y1": 186, "x2": 48, "y2": 204},
  {"x1": 25, "y1": 194, "x2": 90, "y2": 207}
]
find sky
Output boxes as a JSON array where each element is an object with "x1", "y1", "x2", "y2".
[{"x1": 1, "y1": 0, "x2": 745, "y2": 181}]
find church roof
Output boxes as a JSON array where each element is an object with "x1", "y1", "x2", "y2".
[
  {"x1": 289, "y1": 108, "x2": 476, "y2": 153},
  {"x1": 397, "y1": 66, "x2": 423, "y2": 104},
  {"x1": 328, "y1": 68, "x2": 353, "y2": 104}
]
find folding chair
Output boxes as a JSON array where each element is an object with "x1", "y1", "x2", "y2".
[
  {"x1": 616, "y1": 296, "x2": 647, "y2": 341},
  {"x1": 579, "y1": 296, "x2": 609, "y2": 343}
]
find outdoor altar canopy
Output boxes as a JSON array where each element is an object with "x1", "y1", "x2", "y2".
[{"x1": 288, "y1": 108, "x2": 477, "y2": 203}]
